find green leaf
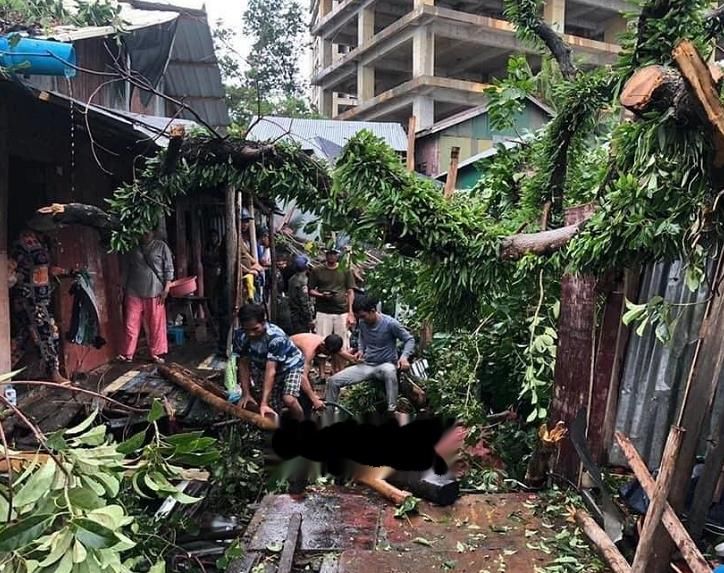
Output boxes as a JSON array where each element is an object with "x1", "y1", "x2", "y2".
[
  {"x1": 73, "y1": 518, "x2": 119, "y2": 549},
  {"x1": 38, "y1": 529, "x2": 73, "y2": 567},
  {"x1": 72, "y1": 425, "x2": 107, "y2": 447},
  {"x1": 0, "y1": 514, "x2": 53, "y2": 552},
  {"x1": 147, "y1": 399, "x2": 165, "y2": 423},
  {"x1": 149, "y1": 560, "x2": 166, "y2": 573},
  {"x1": 116, "y1": 430, "x2": 147, "y2": 455},
  {"x1": 412, "y1": 537, "x2": 433, "y2": 547},
  {"x1": 68, "y1": 487, "x2": 104, "y2": 510},
  {"x1": 72, "y1": 539, "x2": 88, "y2": 563},
  {"x1": 65, "y1": 410, "x2": 99, "y2": 436},
  {"x1": 14, "y1": 459, "x2": 56, "y2": 507},
  {"x1": 266, "y1": 541, "x2": 283, "y2": 553},
  {"x1": 54, "y1": 552, "x2": 74, "y2": 573},
  {"x1": 93, "y1": 472, "x2": 120, "y2": 498},
  {"x1": 45, "y1": 431, "x2": 67, "y2": 452},
  {"x1": 173, "y1": 491, "x2": 203, "y2": 505}
]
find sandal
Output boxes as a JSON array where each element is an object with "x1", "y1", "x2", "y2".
[
  {"x1": 116, "y1": 355, "x2": 132, "y2": 363},
  {"x1": 151, "y1": 355, "x2": 166, "y2": 364}
]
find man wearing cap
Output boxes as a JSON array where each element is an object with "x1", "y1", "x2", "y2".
[{"x1": 309, "y1": 247, "x2": 355, "y2": 348}]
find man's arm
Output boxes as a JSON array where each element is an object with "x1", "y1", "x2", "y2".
[
  {"x1": 237, "y1": 358, "x2": 257, "y2": 407},
  {"x1": 300, "y1": 359, "x2": 324, "y2": 409},
  {"x1": 260, "y1": 360, "x2": 278, "y2": 412},
  {"x1": 159, "y1": 243, "x2": 174, "y2": 303},
  {"x1": 392, "y1": 320, "x2": 415, "y2": 369},
  {"x1": 308, "y1": 270, "x2": 324, "y2": 299},
  {"x1": 345, "y1": 271, "x2": 356, "y2": 321},
  {"x1": 338, "y1": 349, "x2": 359, "y2": 364}
]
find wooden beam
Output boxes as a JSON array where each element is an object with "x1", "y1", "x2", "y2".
[
  {"x1": 175, "y1": 201, "x2": 189, "y2": 278},
  {"x1": 614, "y1": 432, "x2": 712, "y2": 573},
  {"x1": 277, "y1": 513, "x2": 302, "y2": 573},
  {"x1": 631, "y1": 425, "x2": 685, "y2": 573},
  {"x1": 225, "y1": 186, "x2": 238, "y2": 345},
  {"x1": 0, "y1": 95, "x2": 10, "y2": 374},
  {"x1": 574, "y1": 510, "x2": 631, "y2": 573},
  {"x1": 190, "y1": 202, "x2": 204, "y2": 298},
  {"x1": 268, "y1": 211, "x2": 278, "y2": 323},
  {"x1": 443, "y1": 146, "x2": 460, "y2": 199},
  {"x1": 406, "y1": 116, "x2": 417, "y2": 172}
]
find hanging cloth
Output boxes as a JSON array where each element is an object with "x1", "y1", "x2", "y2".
[{"x1": 66, "y1": 271, "x2": 106, "y2": 348}]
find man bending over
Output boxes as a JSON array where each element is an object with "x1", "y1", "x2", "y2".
[{"x1": 325, "y1": 296, "x2": 415, "y2": 416}]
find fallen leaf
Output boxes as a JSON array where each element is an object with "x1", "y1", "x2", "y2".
[{"x1": 412, "y1": 537, "x2": 433, "y2": 547}]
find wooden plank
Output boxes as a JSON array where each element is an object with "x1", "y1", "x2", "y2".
[
  {"x1": 406, "y1": 116, "x2": 416, "y2": 171},
  {"x1": 0, "y1": 93, "x2": 9, "y2": 374},
  {"x1": 225, "y1": 186, "x2": 238, "y2": 336},
  {"x1": 443, "y1": 146, "x2": 460, "y2": 198},
  {"x1": 614, "y1": 432, "x2": 711, "y2": 573},
  {"x1": 175, "y1": 201, "x2": 189, "y2": 278},
  {"x1": 277, "y1": 512, "x2": 302, "y2": 573},
  {"x1": 268, "y1": 211, "x2": 278, "y2": 322},
  {"x1": 574, "y1": 510, "x2": 631, "y2": 573},
  {"x1": 631, "y1": 425, "x2": 685, "y2": 573},
  {"x1": 190, "y1": 202, "x2": 204, "y2": 297}
]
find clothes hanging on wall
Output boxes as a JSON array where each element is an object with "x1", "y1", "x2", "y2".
[{"x1": 66, "y1": 271, "x2": 106, "y2": 349}]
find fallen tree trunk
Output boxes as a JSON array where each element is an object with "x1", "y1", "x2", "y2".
[
  {"x1": 158, "y1": 363, "x2": 277, "y2": 431},
  {"x1": 574, "y1": 510, "x2": 631, "y2": 573},
  {"x1": 499, "y1": 215, "x2": 593, "y2": 260},
  {"x1": 35, "y1": 203, "x2": 121, "y2": 241}
]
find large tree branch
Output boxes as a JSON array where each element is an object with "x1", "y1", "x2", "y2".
[
  {"x1": 498, "y1": 213, "x2": 593, "y2": 261},
  {"x1": 530, "y1": 19, "x2": 578, "y2": 81}
]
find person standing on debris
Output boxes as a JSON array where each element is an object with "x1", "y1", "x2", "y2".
[
  {"x1": 287, "y1": 255, "x2": 315, "y2": 334},
  {"x1": 10, "y1": 217, "x2": 72, "y2": 385},
  {"x1": 309, "y1": 246, "x2": 355, "y2": 346},
  {"x1": 118, "y1": 230, "x2": 174, "y2": 364},
  {"x1": 235, "y1": 303, "x2": 306, "y2": 420},
  {"x1": 326, "y1": 295, "x2": 414, "y2": 417}
]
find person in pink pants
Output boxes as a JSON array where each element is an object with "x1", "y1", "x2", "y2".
[{"x1": 118, "y1": 231, "x2": 174, "y2": 363}]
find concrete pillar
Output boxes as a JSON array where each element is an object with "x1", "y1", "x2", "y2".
[
  {"x1": 413, "y1": 25, "x2": 434, "y2": 77},
  {"x1": 320, "y1": 38, "x2": 333, "y2": 68},
  {"x1": 320, "y1": 89, "x2": 334, "y2": 118},
  {"x1": 357, "y1": 63, "x2": 375, "y2": 102},
  {"x1": 543, "y1": 0, "x2": 565, "y2": 34},
  {"x1": 319, "y1": 0, "x2": 332, "y2": 18},
  {"x1": 358, "y1": 5, "x2": 375, "y2": 46},
  {"x1": 603, "y1": 15, "x2": 626, "y2": 44},
  {"x1": 413, "y1": 96, "x2": 434, "y2": 130}
]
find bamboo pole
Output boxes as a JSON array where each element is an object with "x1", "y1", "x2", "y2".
[
  {"x1": 631, "y1": 425, "x2": 685, "y2": 573},
  {"x1": 574, "y1": 510, "x2": 632, "y2": 573},
  {"x1": 248, "y1": 202, "x2": 259, "y2": 264},
  {"x1": 225, "y1": 186, "x2": 238, "y2": 354},
  {"x1": 443, "y1": 146, "x2": 460, "y2": 199},
  {"x1": 614, "y1": 432, "x2": 711, "y2": 573},
  {"x1": 158, "y1": 363, "x2": 277, "y2": 431},
  {"x1": 268, "y1": 211, "x2": 278, "y2": 322}
]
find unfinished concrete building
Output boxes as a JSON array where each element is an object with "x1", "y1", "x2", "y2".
[{"x1": 310, "y1": 0, "x2": 629, "y2": 129}]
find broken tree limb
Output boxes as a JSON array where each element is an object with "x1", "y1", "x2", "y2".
[
  {"x1": 529, "y1": 18, "x2": 578, "y2": 81},
  {"x1": 574, "y1": 509, "x2": 631, "y2": 573},
  {"x1": 499, "y1": 214, "x2": 593, "y2": 261},
  {"x1": 631, "y1": 425, "x2": 685, "y2": 573},
  {"x1": 620, "y1": 65, "x2": 692, "y2": 117},
  {"x1": 35, "y1": 203, "x2": 121, "y2": 242},
  {"x1": 614, "y1": 432, "x2": 711, "y2": 573},
  {"x1": 525, "y1": 421, "x2": 567, "y2": 488},
  {"x1": 157, "y1": 363, "x2": 277, "y2": 431},
  {"x1": 673, "y1": 39, "x2": 724, "y2": 165}
]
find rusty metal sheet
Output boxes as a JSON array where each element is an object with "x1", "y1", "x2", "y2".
[{"x1": 246, "y1": 488, "x2": 382, "y2": 552}]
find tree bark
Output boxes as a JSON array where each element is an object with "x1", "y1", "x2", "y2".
[
  {"x1": 615, "y1": 432, "x2": 712, "y2": 573},
  {"x1": 35, "y1": 203, "x2": 121, "y2": 242},
  {"x1": 157, "y1": 363, "x2": 277, "y2": 431},
  {"x1": 574, "y1": 510, "x2": 632, "y2": 573},
  {"x1": 499, "y1": 216, "x2": 592, "y2": 260}
]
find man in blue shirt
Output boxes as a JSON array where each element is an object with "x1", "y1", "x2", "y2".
[
  {"x1": 326, "y1": 295, "x2": 415, "y2": 415},
  {"x1": 234, "y1": 304, "x2": 307, "y2": 420}
]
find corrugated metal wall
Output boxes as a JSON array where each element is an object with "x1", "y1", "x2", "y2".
[{"x1": 608, "y1": 260, "x2": 719, "y2": 468}]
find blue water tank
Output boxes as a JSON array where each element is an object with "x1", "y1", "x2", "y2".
[{"x1": 0, "y1": 36, "x2": 76, "y2": 77}]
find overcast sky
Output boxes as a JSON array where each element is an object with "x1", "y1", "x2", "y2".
[{"x1": 203, "y1": 0, "x2": 313, "y2": 80}]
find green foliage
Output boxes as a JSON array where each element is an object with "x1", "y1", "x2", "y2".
[
  {"x1": 0, "y1": 0, "x2": 125, "y2": 32},
  {"x1": 0, "y1": 409, "x2": 220, "y2": 573},
  {"x1": 485, "y1": 56, "x2": 538, "y2": 131}
]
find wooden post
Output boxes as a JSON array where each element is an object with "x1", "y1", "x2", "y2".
[
  {"x1": 190, "y1": 201, "x2": 204, "y2": 298},
  {"x1": 631, "y1": 425, "x2": 685, "y2": 573},
  {"x1": 268, "y1": 211, "x2": 278, "y2": 322},
  {"x1": 406, "y1": 116, "x2": 417, "y2": 172},
  {"x1": 175, "y1": 201, "x2": 189, "y2": 278},
  {"x1": 443, "y1": 146, "x2": 460, "y2": 198},
  {"x1": 688, "y1": 409, "x2": 724, "y2": 539},
  {"x1": 225, "y1": 186, "x2": 238, "y2": 332},
  {"x1": 550, "y1": 204, "x2": 599, "y2": 483},
  {"x1": 615, "y1": 432, "x2": 712, "y2": 573},
  {"x1": 0, "y1": 95, "x2": 9, "y2": 374},
  {"x1": 248, "y1": 202, "x2": 259, "y2": 265},
  {"x1": 574, "y1": 510, "x2": 631, "y2": 573},
  {"x1": 277, "y1": 513, "x2": 302, "y2": 573}
]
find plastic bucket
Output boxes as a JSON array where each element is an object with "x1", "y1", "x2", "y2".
[
  {"x1": 169, "y1": 276, "x2": 198, "y2": 298},
  {"x1": 0, "y1": 36, "x2": 76, "y2": 77}
]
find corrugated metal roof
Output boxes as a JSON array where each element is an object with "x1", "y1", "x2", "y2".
[
  {"x1": 37, "y1": 1, "x2": 179, "y2": 42},
  {"x1": 607, "y1": 259, "x2": 722, "y2": 468},
  {"x1": 247, "y1": 116, "x2": 408, "y2": 157},
  {"x1": 163, "y1": 12, "x2": 229, "y2": 129}
]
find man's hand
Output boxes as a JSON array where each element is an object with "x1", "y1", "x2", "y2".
[
  {"x1": 311, "y1": 397, "x2": 326, "y2": 411},
  {"x1": 398, "y1": 356, "x2": 411, "y2": 371},
  {"x1": 241, "y1": 395, "x2": 258, "y2": 409},
  {"x1": 351, "y1": 351, "x2": 363, "y2": 363},
  {"x1": 259, "y1": 403, "x2": 277, "y2": 419},
  {"x1": 346, "y1": 314, "x2": 356, "y2": 328},
  {"x1": 158, "y1": 290, "x2": 169, "y2": 305}
]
